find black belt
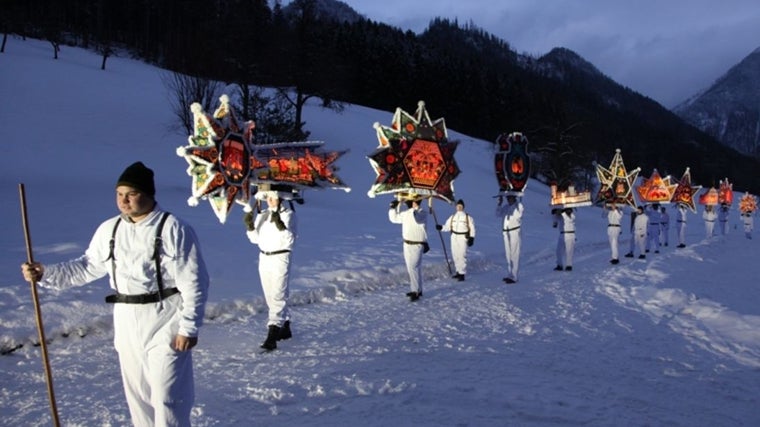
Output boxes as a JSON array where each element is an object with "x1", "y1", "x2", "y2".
[
  {"x1": 452, "y1": 231, "x2": 469, "y2": 235},
  {"x1": 502, "y1": 226, "x2": 520, "y2": 232},
  {"x1": 706, "y1": 220, "x2": 715, "y2": 222},
  {"x1": 105, "y1": 287, "x2": 179, "y2": 304},
  {"x1": 561, "y1": 230, "x2": 575, "y2": 234},
  {"x1": 404, "y1": 239, "x2": 425, "y2": 245},
  {"x1": 608, "y1": 224, "x2": 620, "y2": 227},
  {"x1": 260, "y1": 249, "x2": 291, "y2": 255},
  {"x1": 677, "y1": 220, "x2": 685, "y2": 223}
]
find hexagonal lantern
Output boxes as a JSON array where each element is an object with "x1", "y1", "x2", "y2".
[
  {"x1": 403, "y1": 138, "x2": 446, "y2": 189},
  {"x1": 218, "y1": 132, "x2": 250, "y2": 186}
]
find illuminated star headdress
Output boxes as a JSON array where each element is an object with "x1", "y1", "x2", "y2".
[{"x1": 367, "y1": 101, "x2": 460, "y2": 202}]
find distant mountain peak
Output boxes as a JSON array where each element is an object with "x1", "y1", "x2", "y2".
[
  {"x1": 674, "y1": 46, "x2": 760, "y2": 157},
  {"x1": 282, "y1": 0, "x2": 363, "y2": 24},
  {"x1": 537, "y1": 47, "x2": 604, "y2": 79}
]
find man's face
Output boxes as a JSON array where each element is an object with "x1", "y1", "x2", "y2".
[
  {"x1": 116, "y1": 185, "x2": 154, "y2": 220},
  {"x1": 507, "y1": 196, "x2": 516, "y2": 205},
  {"x1": 266, "y1": 194, "x2": 281, "y2": 209}
]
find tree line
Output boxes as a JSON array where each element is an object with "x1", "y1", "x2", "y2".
[{"x1": 3, "y1": 0, "x2": 759, "y2": 193}]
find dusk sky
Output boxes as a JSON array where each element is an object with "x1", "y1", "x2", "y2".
[{"x1": 322, "y1": 0, "x2": 760, "y2": 108}]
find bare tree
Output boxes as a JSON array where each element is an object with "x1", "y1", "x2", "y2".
[
  {"x1": 161, "y1": 71, "x2": 222, "y2": 136},
  {"x1": 234, "y1": 85, "x2": 311, "y2": 144},
  {"x1": 533, "y1": 121, "x2": 587, "y2": 190}
]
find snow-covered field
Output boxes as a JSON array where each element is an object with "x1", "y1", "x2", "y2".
[{"x1": 1, "y1": 38, "x2": 759, "y2": 426}]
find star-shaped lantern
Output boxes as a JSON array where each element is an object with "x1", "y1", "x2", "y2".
[
  {"x1": 670, "y1": 167, "x2": 702, "y2": 212},
  {"x1": 177, "y1": 95, "x2": 349, "y2": 223},
  {"x1": 595, "y1": 149, "x2": 640, "y2": 207},
  {"x1": 367, "y1": 101, "x2": 460, "y2": 202},
  {"x1": 699, "y1": 187, "x2": 719, "y2": 206},
  {"x1": 718, "y1": 178, "x2": 733, "y2": 205},
  {"x1": 739, "y1": 192, "x2": 757, "y2": 214},
  {"x1": 636, "y1": 169, "x2": 678, "y2": 204},
  {"x1": 176, "y1": 95, "x2": 254, "y2": 223},
  {"x1": 494, "y1": 132, "x2": 530, "y2": 195}
]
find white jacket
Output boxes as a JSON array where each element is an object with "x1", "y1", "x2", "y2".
[
  {"x1": 442, "y1": 211, "x2": 475, "y2": 237},
  {"x1": 634, "y1": 212, "x2": 649, "y2": 236},
  {"x1": 247, "y1": 206, "x2": 297, "y2": 253},
  {"x1": 39, "y1": 207, "x2": 210, "y2": 337},
  {"x1": 389, "y1": 206, "x2": 428, "y2": 242},
  {"x1": 497, "y1": 201, "x2": 524, "y2": 231}
]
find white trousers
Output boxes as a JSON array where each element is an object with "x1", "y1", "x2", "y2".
[
  {"x1": 678, "y1": 221, "x2": 686, "y2": 245},
  {"x1": 113, "y1": 296, "x2": 194, "y2": 427},
  {"x1": 705, "y1": 220, "x2": 715, "y2": 238},
  {"x1": 607, "y1": 226, "x2": 621, "y2": 260},
  {"x1": 660, "y1": 224, "x2": 669, "y2": 245},
  {"x1": 635, "y1": 232, "x2": 647, "y2": 256},
  {"x1": 259, "y1": 252, "x2": 291, "y2": 327},
  {"x1": 450, "y1": 234, "x2": 468, "y2": 275},
  {"x1": 646, "y1": 225, "x2": 660, "y2": 251},
  {"x1": 403, "y1": 242, "x2": 424, "y2": 293},
  {"x1": 502, "y1": 230, "x2": 521, "y2": 280},
  {"x1": 556, "y1": 232, "x2": 575, "y2": 267}
]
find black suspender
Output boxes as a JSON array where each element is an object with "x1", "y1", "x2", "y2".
[
  {"x1": 154, "y1": 212, "x2": 171, "y2": 303},
  {"x1": 107, "y1": 217, "x2": 122, "y2": 292},
  {"x1": 107, "y1": 212, "x2": 171, "y2": 296}
]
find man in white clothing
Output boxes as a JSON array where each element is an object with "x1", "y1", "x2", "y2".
[
  {"x1": 676, "y1": 204, "x2": 688, "y2": 248},
  {"x1": 718, "y1": 203, "x2": 730, "y2": 235},
  {"x1": 21, "y1": 161, "x2": 209, "y2": 427},
  {"x1": 624, "y1": 208, "x2": 639, "y2": 257},
  {"x1": 437, "y1": 199, "x2": 475, "y2": 281},
  {"x1": 633, "y1": 206, "x2": 649, "y2": 259},
  {"x1": 703, "y1": 205, "x2": 717, "y2": 238},
  {"x1": 604, "y1": 203, "x2": 623, "y2": 264},
  {"x1": 659, "y1": 206, "x2": 670, "y2": 247},
  {"x1": 741, "y1": 211, "x2": 754, "y2": 239},
  {"x1": 496, "y1": 194, "x2": 523, "y2": 283},
  {"x1": 245, "y1": 190, "x2": 297, "y2": 350},
  {"x1": 645, "y1": 204, "x2": 661, "y2": 254},
  {"x1": 553, "y1": 208, "x2": 576, "y2": 271},
  {"x1": 389, "y1": 197, "x2": 428, "y2": 301}
]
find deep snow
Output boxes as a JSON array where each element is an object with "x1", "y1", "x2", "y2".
[{"x1": 1, "y1": 38, "x2": 759, "y2": 427}]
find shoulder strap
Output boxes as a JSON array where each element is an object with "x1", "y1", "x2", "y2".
[
  {"x1": 154, "y1": 212, "x2": 171, "y2": 301},
  {"x1": 108, "y1": 217, "x2": 122, "y2": 291},
  {"x1": 107, "y1": 212, "x2": 172, "y2": 300},
  {"x1": 107, "y1": 218, "x2": 122, "y2": 261}
]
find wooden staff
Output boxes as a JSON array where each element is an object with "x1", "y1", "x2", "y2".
[
  {"x1": 18, "y1": 183, "x2": 61, "y2": 427},
  {"x1": 428, "y1": 197, "x2": 453, "y2": 275}
]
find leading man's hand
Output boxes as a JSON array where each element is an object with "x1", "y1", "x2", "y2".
[
  {"x1": 173, "y1": 335, "x2": 198, "y2": 352},
  {"x1": 20, "y1": 262, "x2": 44, "y2": 283}
]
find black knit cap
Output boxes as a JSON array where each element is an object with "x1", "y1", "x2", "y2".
[
  {"x1": 456, "y1": 199, "x2": 465, "y2": 207},
  {"x1": 116, "y1": 161, "x2": 155, "y2": 197}
]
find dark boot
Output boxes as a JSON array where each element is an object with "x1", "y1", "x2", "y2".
[
  {"x1": 279, "y1": 321, "x2": 292, "y2": 341},
  {"x1": 406, "y1": 291, "x2": 421, "y2": 301},
  {"x1": 261, "y1": 325, "x2": 280, "y2": 351}
]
